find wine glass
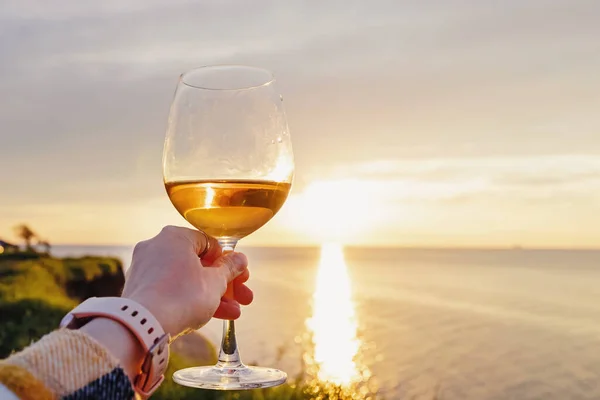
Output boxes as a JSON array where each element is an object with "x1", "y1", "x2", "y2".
[{"x1": 162, "y1": 65, "x2": 294, "y2": 390}]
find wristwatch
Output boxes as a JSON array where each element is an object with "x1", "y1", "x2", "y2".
[{"x1": 60, "y1": 297, "x2": 170, "y2": 398}]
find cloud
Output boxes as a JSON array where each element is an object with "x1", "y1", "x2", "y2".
[
  {"x1": 2, "y1": 1, "x2": 600, "y2": 245},
  {"x1": 1, "y1": 0, "x2": 195, "y2": 20},
  {"x1": 312, "y1": 155, "x2": 600, "y2": 203}
]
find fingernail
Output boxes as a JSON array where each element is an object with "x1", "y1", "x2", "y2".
[{"x1": 231, "y1": 252, "x2": 247, "y2": 268}]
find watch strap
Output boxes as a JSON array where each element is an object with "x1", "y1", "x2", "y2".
[{"x1": 60, "y1": 297, "x2": 170, "y2": 398}]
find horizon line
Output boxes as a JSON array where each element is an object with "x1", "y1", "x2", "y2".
[{"x1": 49, "y1": 243, "x2": 600, "y2": 251}]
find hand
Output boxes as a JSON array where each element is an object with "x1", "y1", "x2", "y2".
[{"x1": 122, "y1": 226, "x2": 253, "y2": 338}]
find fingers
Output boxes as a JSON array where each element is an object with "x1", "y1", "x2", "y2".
[
  {"x1": 200, "y1": 238, "x2": 223, "y2": 265},
  {"x1": 233, "y1": 282, "x2": 254, "y2": 306},
  {"x1": 212, "y1": 289, "x2": 251, "y2": 319},
  {"x1": 232, "y1": 269, "x2": 252, "y2": 304},
  {"x1": 212, "y1": 284, "x2": 253, "y2": 319},
  {"x1": 204, "y1": 250, "x2": 252, "y2": 319},
  {"x1": 234, "y1": 268, "x2": 250, "y2": 284},
  {"x1": 158, "y1": 225, "x2": 220, "y2": 259},
  {"x1": 211, "y1": 252, "x2": 248, "y2": 282},
  {"x1": 213, "y1": 299, "x2": 241, "y2": 320}
]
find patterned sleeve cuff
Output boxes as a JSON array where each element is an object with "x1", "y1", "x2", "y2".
[
  {"x1": 0, "y1": 362, "x2": 54, "y2": 400},
  {"x1": 2, "y1": 329, "x2": 134, "y2": 399}
]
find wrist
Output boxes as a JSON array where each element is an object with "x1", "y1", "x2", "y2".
[
  {"x1": 60, "y1": 297, "x2": 171, "y2": 398},
  {"x1": 81, "y1": 318, "x2": 145, "y2": 382}
]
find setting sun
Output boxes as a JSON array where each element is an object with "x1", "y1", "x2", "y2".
[{"x1": 280, "y1": 179, "x2": 387, "y2": 243}]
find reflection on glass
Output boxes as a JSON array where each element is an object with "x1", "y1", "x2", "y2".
[{"x1": 306, "y1": 243, "x2": 361, "y2": 385}]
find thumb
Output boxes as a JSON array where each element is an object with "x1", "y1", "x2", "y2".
[{"x1": 211, "y1": 252, "x2": 248, "y2": 282}]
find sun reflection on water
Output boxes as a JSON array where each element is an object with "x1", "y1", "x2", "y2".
[{"x1": 306, "y1": 243, "x2": 361, "y2": 385}]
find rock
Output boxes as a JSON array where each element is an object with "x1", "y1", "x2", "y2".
[{"x1": 170, "y1": 331, "x2": 217, "y2": 365}]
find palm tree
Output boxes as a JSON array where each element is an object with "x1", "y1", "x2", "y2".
[
  {"x1": 37, "y1": 239, "x2": 51, "y2": 255},
  {"x1": 13, "y1": 224, "x2": 37, "y2": 251}
]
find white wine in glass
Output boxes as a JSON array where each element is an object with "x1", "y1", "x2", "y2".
[
  {"x1": 163, "y1": 65, "x2": 294, "y2": 390},
  {"x1": 165, "y1": 180, "x2": 291, "y2": 240}
]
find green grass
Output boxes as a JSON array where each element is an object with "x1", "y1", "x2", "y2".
[{"x1": 0, "y1": 255, "x2": 125, "y2": 358}]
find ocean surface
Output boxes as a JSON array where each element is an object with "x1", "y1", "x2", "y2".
[{"x1": 53, "y1": 245, "x2": 600, "y2": 399}]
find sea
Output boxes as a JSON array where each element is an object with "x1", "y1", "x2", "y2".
[{"x1": 52, "y1": 245, "x2": 600, "y2": 400}]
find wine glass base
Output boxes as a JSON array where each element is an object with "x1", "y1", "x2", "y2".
[{"x1": 173, "y1": 365, "x2": 287, "y2": 390}]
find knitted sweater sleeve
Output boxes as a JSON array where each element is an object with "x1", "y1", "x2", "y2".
[{"x1": 0, "y1": 329, "x2": 135, "y2": 400}]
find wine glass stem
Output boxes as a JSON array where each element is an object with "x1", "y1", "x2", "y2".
[{"x1": 216, "y1": 239, "x2": 243, "y2": 368}]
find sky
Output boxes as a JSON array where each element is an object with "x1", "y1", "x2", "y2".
[{"x1": 0, "y1": 0, "x2": 599, "y2": 247}]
